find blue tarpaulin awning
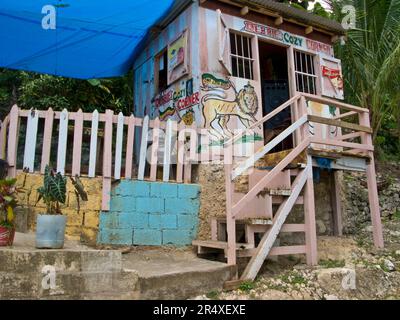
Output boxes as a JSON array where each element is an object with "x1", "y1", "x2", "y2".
[{"x1": 0, "y1": 0, "x2": 175, "y2": 79}]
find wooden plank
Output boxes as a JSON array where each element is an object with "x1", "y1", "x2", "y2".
[
  {"x1": 102, "y1": 110, "x2": 114, "y2": 211},
  {"x1": 337, "y1": 132, "x2": 362, "y2": 141},
  {"x1": 302, "y1": 93, "x2": 369, "y2": 113},
  {"x1": 240, "y1": 164, "x2": 310, "y2": 281},
  {"x1": 359, "y1": 112, "x2": 384, "y2": 248},
  {"x1": 233, "y1": 138, "x2": 310, "y2": 219},
  {"x1": 23, "y1": 109, "x2": 39, "y2": 173},
  {"x1": 304, "y1": 156, "x2": 318, "y2": 266},
  {"x1": 270, "y1": 245, "x2": 307, "y2": 256},
  {"x1": 150, "y1": 117, "x2": 160, "y2": 181},
  {"x1": 333, "y1": 111, "x2": 358, "y2": 120},
  {"x1": 125, "y1": 114, "x2": 136, "y2": 180},
  {"x1": 232, "y1": 115, "x2": 308, "y2": 180},
  {"x1": 308, "y1": 115, "x2": 373, "y2": 134},
  {"x1": 7, "y1": 105, "x2": 19, "y2": 177},
  {"x1": 192, "y1": 240, "x2": 253, "y2": 250},
  {"x1": 225, "y1": 143, "x2": 237, "y2": 267},
  {"x1": 0, "y1": 116, "x2": 9, "y2": 159},
  {"x1": 138, "y1": 115, "x2": 149, "y2": 181},
  {"x1": 40, "y1": 108, "x2": 54, "y2": 173},
  {"x1": 114, "y1": 112, "x2": 125, "y2": 180},
  {"x1": 72, "y1": 109, "x2": 84, "y2": 176},
  {"x1": 281, "y1": 224, "x2": 306, "y2": 233},
  {"x1": 310, "y1": 137, "x2": 374, "y2": 151},
  {"x1": 163, "y1": 119, "x2": 173, "y2": 182},
  {"x1": 57, "y1": 109, "x2": 69, "y2": 175},
  {"x1": 88, "y1": 110, "x2": 99, "y2": 178},
  {"x1": 176, "y1": 122, "x2": 185, "y2": 183}
]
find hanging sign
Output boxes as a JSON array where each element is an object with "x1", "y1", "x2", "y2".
[{"x1": 242, "y1": 20, "x2": 334, "y2": 56}]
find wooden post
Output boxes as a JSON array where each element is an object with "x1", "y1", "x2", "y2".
[
  {"x1": 304, "y1": 156, "x2": 318, "y2": 265},
  {"x1": 150, "y1": 118, "x2": 160, "y2": 181},
  {"x1": 359, "y1": 112, "x2": 384, "y2": 248},
  {"x1": 102, "y1": 110, "x2": 113, "y2": 211},
  {"x1": 224, "y1": 142, "x2": 237, "y2": 271},
  {"x1": 72, "y1": 109, "x2": 84, "y2": 177},
  {"x1": 359, "y1": 112, "x2": 385, "y2": 248},
  {"x1": 7, "y1": 105, "x2": 20, "y2": 178},
  {"x1": 331, "y1": 170, "x2": 343, "y2": 236},
  {"x1": 0, "y1": 116, "x2": 9, "y2": 160},
  {"x1": 23, "y1": 108, "x2": 39, "y2": 173},
  {"x1": 41, "y1": 108, "x2": 54, "y2": 174},
  {"x1": 125, "y1": 114, "x2": 136, "y2": 180},
  {"x1": 88, "y1": 110, "x2": 99, "y2": 178}
]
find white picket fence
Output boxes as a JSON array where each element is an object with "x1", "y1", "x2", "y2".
[{"x1": 0, "y1": 105, "x2": 200, "y2": 211}]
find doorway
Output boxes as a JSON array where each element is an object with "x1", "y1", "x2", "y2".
[{"x1": 258, "y1": 41, "x2": 293, "y2": 151}]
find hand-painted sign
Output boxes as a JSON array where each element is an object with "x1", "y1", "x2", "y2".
[
  {"x1": 322, "y1": 66, "x2": 344, "y2": 91},
  {"x1": 168, "y1": 30, "x2": 189, "y2": 85},
  {"x1": 242, "y1": 21, "x2": 333, "y2": 56}
]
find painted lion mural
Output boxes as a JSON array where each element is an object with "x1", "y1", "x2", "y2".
[{"x1": 201, "y1": 81, "x2": 259, "y2": 139}]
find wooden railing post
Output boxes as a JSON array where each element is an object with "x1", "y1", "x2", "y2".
[
  {"x1": 41, "y1": 108, "x2": 54, "y2": 174},
  {"x1": 304, "y1": 155, "x2": 318, "y2": 265},
  {"x1": 0, "y1": 116, "x2": 9, "y2": 160},
  {"x1": 7, "y1": 105, "x2": 20, "y2": 178},
  {"x1": 359, "y1": 111, "x2": 384, "y2": 248},
  {"x1": 224, "y1": 141, "x2": 237, "y2": 270},
  {"x1": 102, "y1": 110, "x2": 114, "y2": 211}
]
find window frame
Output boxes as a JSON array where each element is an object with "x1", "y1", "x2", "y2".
[
  {"x1": 229, "y1": 30, "x2": 256, "y2": 80},
  {"x1": 154, "y1": 47, "x2": 168, "y2": 94},
  {"x1": 293, "y1": 49, "x2": 319, "y2": 95}
]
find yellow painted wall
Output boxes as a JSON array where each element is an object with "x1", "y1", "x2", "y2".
[{"x1": 16, "y1": 173, "x2": 103, "y2": 245}]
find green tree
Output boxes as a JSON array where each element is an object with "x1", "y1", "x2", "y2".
[{"x1": 328, "y1": 0, "x2": 400, "y2": 151}]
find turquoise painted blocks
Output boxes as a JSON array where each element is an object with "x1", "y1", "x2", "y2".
[
  {"x1": 98, "y1": 228, "x2": 133, "y2": 245},
  {"x1": 150, "y1": 182, "x2": 178, "y2": 198},
  {"x1": 134, "y1": 229, "x2": 162, "y2": 245},
  {"x1": 165, "y1": 198, "x2": 200, "y2": 215},
  {"x1": 178, "y1": 184, "x2": 201, "y2": 199},
  {"x1": 98, "y1": 180, "x2": 201, "y2": 246}
]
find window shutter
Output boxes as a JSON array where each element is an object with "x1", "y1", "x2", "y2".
[
  {"x1": 319, "y1": 55, "x2": 344, "y2": 100},
  {"x1": 216, "y1": 9, "x2": 232, "y2": 75}
]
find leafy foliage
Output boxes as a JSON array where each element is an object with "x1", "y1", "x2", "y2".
[
  {"x1": 0, "y1": 68, "x2": 133, "y2": 118},
  {"x1": 36, "y1": 166, "x2": 88, "y2": 215},
  {"x1": 0, "y1": 178, "x2": 22, "y2": 228}
]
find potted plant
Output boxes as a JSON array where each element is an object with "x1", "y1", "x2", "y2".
[
  {"x1": 0, "y1": 178, "x2": 20, "y2": 246},
  {"x1": 36, "y1": 166, "x2": 87, "y2": 249}
]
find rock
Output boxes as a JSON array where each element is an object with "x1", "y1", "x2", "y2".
[
  {"x1": 383, "y1": 259, "x2": 396, "y2": 272},
  {"x1": 324, "y1": 294, "x2": 339, "y2": 300}
]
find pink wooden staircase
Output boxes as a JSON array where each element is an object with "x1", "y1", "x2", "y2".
[{"x1": 193, "y1": 93, "x2": 384, "y2": 283}]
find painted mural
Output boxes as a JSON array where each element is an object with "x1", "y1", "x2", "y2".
[
  {"x1": 200, "y1": 73, "x2": 263, "y2": 145},
  {"x1": 152, "y1": 78, "x2": 200, "y2": 125}
]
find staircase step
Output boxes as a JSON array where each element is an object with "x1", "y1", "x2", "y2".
[
  {"x1": 192, "y1": 240, "x2": 254, "y2": 251},
  {"x1": 244, "y1": 218, "x2": 273, "y2": 226},
  {"x1": 268, "y1": 189, "x2": 291, "y2": 196}
]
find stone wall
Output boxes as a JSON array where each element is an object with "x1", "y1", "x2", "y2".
[
  {"x1": 15, "y1": 173, "x2": 103, "y2": 245},
  {"x1": 98, "y1": 181, "x2": 201, "y2": 246}
]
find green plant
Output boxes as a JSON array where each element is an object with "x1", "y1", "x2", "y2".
[
  {"x1": 206, "y1": 291, "x2": 220, "y2": 300},
  {"x1": 239, "y1": 281, "x2": 255, "y2": 292},
  {"x1": 0, "y1": 178, "x2": 21, "y2": 228},
  {"x1": 36, "y1": 166, "x2": 88, "y2": 215}
]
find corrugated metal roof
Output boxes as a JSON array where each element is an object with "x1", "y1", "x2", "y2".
[{"x1": 226, "y1": 0, "x2": 345, "y2": 34}]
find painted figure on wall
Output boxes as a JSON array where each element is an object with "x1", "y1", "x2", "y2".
[{"x1": 201, "y1": 74, "x2": 259, "y2": 139}]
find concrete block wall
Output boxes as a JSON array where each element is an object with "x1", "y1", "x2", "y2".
[{"x1": 98, "y1": 181, "x2": 201, "y2": 246}]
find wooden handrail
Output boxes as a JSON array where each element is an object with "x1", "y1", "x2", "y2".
[
  {"x1": 224, "y1": 94, "x2": 302, "y2": 147},
  {"x1": 231, "y1": 115, "x2": 308, "y2": 180},
  {"x1": 302, "y1": 93, "x2": 369, "y2": 114},
  {"x1": 232, "y1": 138, "x2": 310, "y2": 218}
]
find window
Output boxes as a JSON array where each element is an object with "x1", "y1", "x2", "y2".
[
  {"x1": 294, "y1": 50, "x2": 317, "y2": 94},
  {"x1": 155, "y1": 49, "x2": 168, "y2": 93},
  {"x1": 230, "y1": 32, "x2": 254, "y2": 80}
]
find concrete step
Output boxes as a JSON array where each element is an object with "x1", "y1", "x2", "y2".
[{"x1": 1, "y1": 233, "x2": 236, "y2": 300}]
